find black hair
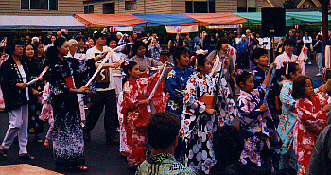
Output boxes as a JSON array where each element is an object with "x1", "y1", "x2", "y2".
[
  {"x1": 6, "y1": 39, "x2": 23, "y2": 56},
  {"x1": 75, "y1": 35, "x2": 85, "y2": 43},
  {"x1": 120, "y1": 61, "x2": 138, "y2": 76},
  {"x1": 23, "y1": 44, "x2": 34, "y2": 60},
  {"x1": 0, "y1": 46, "x2": 5, "y2": 53},
  {"x1": 172, "y1": 46, "x2": 189, "y2": 65},
  {"x1": 284, "y1": 39, "x2": 296, "y2": 47},
  {"x1": 147, "y1": 112, "x2": 180, "y2": 150},
  {"x1": 45, "y1": 37, "x2": 67, "y2": 66},
  {"x1": 213, "y1": 125, "x2": 244, "y2": 170},
  {"x1": 191, "y1": 54, "x2": 208, "y2": 71},
  {"x1": 235, "y1": 71, "x2": 252, "y2": 87},
  {"x1": 284, "y1": 62, "x2": 300, "y2": 79},
  {"x1": 132, "y1": 41, "x2": 146, "y2": 56},
  {"x1": 33, "y1": 42, "x2": 43, "y2": 54},
  {"x1": 106, "y1": 35, "x2": 118, "y2": 47},
  {"x1": 250, "y1": 48, "x2": 268, "y2": 66},
  {"x1": 93, "y1": 31, "x2": 106, "y2": 43},
  {"x1": 216, "y1": 38, "x2": 230, "y2": 51},
  {"x1": 292, "y1": 75, "x2": 312, "y2": 99}
]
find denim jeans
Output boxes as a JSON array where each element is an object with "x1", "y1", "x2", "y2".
[{"x1": 317, "y1": 53, "x2": 323, "y2": 73}]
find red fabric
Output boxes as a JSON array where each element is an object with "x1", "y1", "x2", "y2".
[
  {"x1": 120, "y1": 71, "x2": 163, "y2": 166},
  {"x1": 74, "y1": 14, "x2": 146, "y2": 28},
  {"x1": 293, "y1": 96, "x2": 327, "y2": 174},
  {"x1": 64, "y1": 76, "x2": 76, "y2": 88},
  {"x1": 184, "y1": 13, "x2": 247, "y2": 25}
]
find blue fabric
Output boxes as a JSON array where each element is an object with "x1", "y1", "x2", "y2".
[{"x1": 133, "y1": 13, "x2": 197, "y2": 26}]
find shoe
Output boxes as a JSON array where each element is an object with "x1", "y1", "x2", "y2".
[
  {"x1": 19, "y1": 153, "x2": 34, "y2": 160},
  {"x1": 0, "y1": 148, "x2": 8, "y2": 158},
  {"x1": 308, "y1": 62, "x2": 312, "y2": 64},
  {"x1": 84, "y1": 105, "x2": 88, "y2": 110},
  {"x1": 83, "y1": 129, "x2": 91, "y2": 142},
  {"x1": 77, "y1": 165, "x2": 88, "y2": 172},
  {"x1": 316, "y1": 73, "x2": 322, "y2": 76}
]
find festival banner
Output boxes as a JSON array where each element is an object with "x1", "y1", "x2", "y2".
[{"x1": 165, "y1": 25, "x2": 198, "y2": 33}]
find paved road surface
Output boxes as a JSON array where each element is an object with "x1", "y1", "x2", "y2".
[{"x1": 0, "y1": 62, "x2": 321, "y2": 175}]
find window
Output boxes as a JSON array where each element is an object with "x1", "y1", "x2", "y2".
[
  {"x1": 21, "y1": 0, "x2": 58, "y2": 10},
  {"x1": 237, "y1": 0, "x2": 256, "y2": 12},
  {"x1": 103, "y1": 3, "x2": 114, "y2": 14},
  {"x1": 84, "y1": 5, "x2": 94, "y2": 14},
  {"x1": 185, "y1": 1, "x2": 215, "y2": 13},
  {"x1": 125, "y1": 1, "x2": 137, "y2": 10}
]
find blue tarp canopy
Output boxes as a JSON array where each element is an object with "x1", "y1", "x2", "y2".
[{"x1": 133, "y1": 13, "x2": 197, "y2": 26}]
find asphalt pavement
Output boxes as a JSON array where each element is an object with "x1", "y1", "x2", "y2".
[{"x1": 0, "y1": 61, "x2": 321, "y2": 175}]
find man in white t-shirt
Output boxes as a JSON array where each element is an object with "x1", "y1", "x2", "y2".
[{"x1": 84, "y1": 31, "x2": 122, "y2": 145}]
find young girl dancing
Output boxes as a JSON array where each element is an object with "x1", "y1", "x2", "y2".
[
  {"x1": 118, "y1": 61, "x2": 166, "y2": 167},
  {"x1": 277, "y1": 62, "x2": 302, "y2": 172},
  {"x1": 236, "y1": 63, "x2": 281, "y2": 172},
  {"x1": 182, "y1": 54, "x2": 236, "y2": 174},
  {"x1": 292, "y1": 75, "x2": 328, "y2": 175}
]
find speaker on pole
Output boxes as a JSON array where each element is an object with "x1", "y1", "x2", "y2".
[{"x1": 262, "y1": 7, "x2": 286, "y2": 37}]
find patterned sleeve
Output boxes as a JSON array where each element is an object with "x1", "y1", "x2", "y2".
[
  {"x1": 280, "y1": 84, "x2": 296, "y2": 111},
  {"x1": 237, "y1": 96, "x2": 262, "y2": 125},
  {"x1": 165, "y1": 70, "x2": 183, "y2": 100},
  {"x1": 183, "y1": 75, "x2": 205, "y2": 114},
  {"x1": 120, "y1": 81, "x2": 138, "y2": 114},
  {"x1": 47, "y1": 64, "x2": 70, "y2": 96},
  {"x1": 296, "y1": 97, "x2": 327, "y2": 136},
  {"x1": 151, "y1": 58, "x2": 163, "y2": 67},
  {"x1": 217, "y1": 77, "x2": 236, "y2": 125}
]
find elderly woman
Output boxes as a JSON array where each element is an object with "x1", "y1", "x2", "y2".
[
  {"x1": 0, "y1": 39, "x2": 35, "y2": 160},
  {"x1": 130, "y1": 41, "x2": 163, "y2": 77}
]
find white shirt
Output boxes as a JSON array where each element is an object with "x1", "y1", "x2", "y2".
[
  {"x1": 86, "y1": 46, "x2": 118, "y2": 91},
  {"x1": 274, "y1": 51, "x2": 299, "y2": 69},
  {"x1": 66, "y1": 52, "x2": 87, "y2": 61},
  {"x1": 235, "y1": 38, "x2": 241, "y2": 45},
  {"x1": 17, "y1": 65, "x2": 29, "y2": 100}
]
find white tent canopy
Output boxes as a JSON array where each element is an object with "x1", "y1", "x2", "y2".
[{"x1": 0, "y1": 15, "x2": 86, "y2": 29}]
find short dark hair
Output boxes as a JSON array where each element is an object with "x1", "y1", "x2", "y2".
[
  {"x1": 284, "y1": 39, "x2": 296, "y2": 47},
  {"x1": 235, "y1": 70, "x2": 252, "y2": 87},
  {"x1": 216, "y1": 38, "x2": 230, "y2": 50},
  {"x1": 213, "y1": 125, "x2": 244, "y2": 169},
  {"x1": 191, "y1": 54, "x2": 208, "y2": 71},
  {"x1": 93, "y1": 31, "x2": 106, "y2": 43},
  {"x1": 250, "y1": 48, "x2": 268, "y2": 65},
  {"x1": 6, "y1": 39, "x2": 23, "y2": 56},
  {"x1": 132, "y1": 41, "x2": 146, "y2": 56},
  {"x1": 172, "y1": 46, "x2": 189, "y2": 65},
  {"x1": 292, "y1": 75, "x2": 312, "y2": 99},
  {"x1": 75, "y1": 35, "x2": 85, "y2": 42},
  {"x1": 147, "y1": 112, "x2": 180, "y2": 150}
]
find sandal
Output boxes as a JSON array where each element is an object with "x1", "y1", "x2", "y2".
[
  {"x1": 44, "y1": 137, "x2": 50, "y2": 148},
  {"x1": 77, "y1": 166, "x2": 88, "y2": 172},
  {"x1": 35, "y1": 135, "x2": 43, "y2": 143}
]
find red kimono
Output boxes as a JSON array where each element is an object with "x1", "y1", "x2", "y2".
[
  {"x1": 293, "y1": 96, "x2": 327, "y2": 175},
  {"x1": 119, "y1": 70, "x2": 164, "y2": 166}
]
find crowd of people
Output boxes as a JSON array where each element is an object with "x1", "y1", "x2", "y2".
[{"x1": 0, "y1": 27, "x2": 331, "y2": 175}]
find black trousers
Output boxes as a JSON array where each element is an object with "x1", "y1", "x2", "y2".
[{"x1": 85, "y1": 89, "x2": 118, "y2": 138}]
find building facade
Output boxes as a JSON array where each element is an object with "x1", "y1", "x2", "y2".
[
  {"x1": 83, "y1": 0, "x2": 264, "y2": 14},
  {"x1": 0, "y1": 0, "x2": 84, "y2": 16}
]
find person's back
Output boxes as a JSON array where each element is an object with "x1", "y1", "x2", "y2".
[{"x1": 135, "y1": 112, "x2": 197, "y2": 175}]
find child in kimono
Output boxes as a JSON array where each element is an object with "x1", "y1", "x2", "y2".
[
  {"x1": 314, "y1": 68, "x2": 331, "y2": 108},
  {"x1": 276, "y1": 62, "x2": 302, "y2": 172},
  {"x1": 182, "y1": 54, "x2": 236, "y2": 174},
  {"x1": 236, "y1": 63, "x2": 281, "y2": 172},
  {"x1": 292, "y1": 75, "x2": 328, "y2": 175},
  {"x1": 165, "y1": 47, "x2": 195, "y2": 162},
  {"x1": 118, "y1": 61, "x2": 166, "y2": 167}
]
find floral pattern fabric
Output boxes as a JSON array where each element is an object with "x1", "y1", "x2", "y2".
[
  {"x1": 165, "y1": 65, "x2": 195, "y2": 116},
  {"x1": 237, "y1": 84, "x2": 281, "y2": 169},
  {"x1": 181, "y1": 72, "x2": 236, "y2": 174},
  {"x1": 293, "y1": 96, "x2": 327, "y2": 175},
  {"x1": 118, "y1": 70, "x2": 163, "y2": 166},
  {"x1": 46, "y1": 58, "x2": 85, "y2": 167}
]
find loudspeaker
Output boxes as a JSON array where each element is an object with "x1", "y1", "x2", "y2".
[{"x1": 262, "y1": 7, "x2": 286, "y2": 37}]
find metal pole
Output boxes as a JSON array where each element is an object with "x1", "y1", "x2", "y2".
[
  {"x1": 207, "y1": 0, "x2": 209, "y2": 13},
  {"x1": 322, "y1": 0, "x2": 329, "y2": 45},
  {"x1": 192, "y1": 0, "x2": 194, "y2": 13}
]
